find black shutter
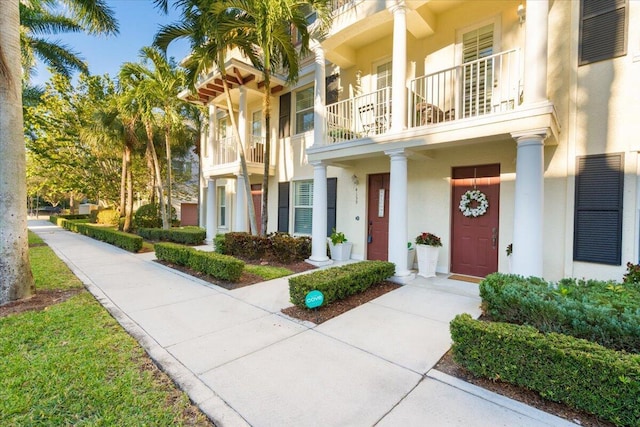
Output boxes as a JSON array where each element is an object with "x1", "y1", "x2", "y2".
[
  {"x1": 325, "y1": 73, "x2": 340, "y2": 105},
  {"x1": 326, "y1": 177, "x2": 337, "y2": 237},
  {"x1": 277, "y1": 182, "x2": 290, "y2": 232},
  {"x1": 278, "y1": 93, "x2": 291, "y2": 138},
  {"x1": 580, "y1": 0, "x2": 627, "y2": 65},
  {"x1": 573, "y1": 153, "x2": 624, "y2": 265}
]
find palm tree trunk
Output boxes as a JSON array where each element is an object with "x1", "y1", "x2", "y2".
[
  {"x1": 261, "y1": 82, "x2": 271, "y2": 236},
  {"x1": 145, "y1": 122, "x2": 168, "y2": 229},
  {"x1": 123, "y1": 142, "x2": 133, "y2": 232},
  {"x1": 119, "y1": 148, "x2": 127, "y2": 214},
  {"x1": 221, "y1": 78, "x2": 258, "y2": 235},
  {"x1": 0, "y1": 0, "x2": 35, "y2": 304},
  {"x1": 164, "y1": 125, "x2": 173, "y2": 227}
]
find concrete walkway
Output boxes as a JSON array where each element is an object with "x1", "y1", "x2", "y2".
[{"x1": 28, "y1": 220, "x2": 576, "y2": 427}]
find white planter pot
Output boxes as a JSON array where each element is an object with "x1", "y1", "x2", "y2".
[
  {"x1": 329, "y1": 242, "x2": 353, "y2": 261},
  {"x1": 407, "y1": 248, "x2": 416, "y2": 269},
  {"x1": 416, "y1": 244, "x2": 439, "y2": 278}
]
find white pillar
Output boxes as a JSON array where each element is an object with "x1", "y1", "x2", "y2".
[
  {"x1": 386, "y1": 149, "x2": 412, "y2": 279},
  {"x1": 308, "y1": 161, "x2": 332, "y2": 266},
  {"x1": 208, "y1": 104, "x2": 216, "y2": 160},
  {"x1": 523, "y1": 0, "x2": 549, "y2": 104},
  {"x1": 206, "y1": 179, "x2": 217, "y2": 243},
  {"x1": 511, "y1": 130, "x2": 547, "y2": 277},
  {"x1": 234, "y1": 174, "x2": 248, "y2": 232},
  {"x1": 312, "y1": 40, "x2": 326, "y2": 147},
  {"x1": 389, "y1": 1, "x2": 407, "y2": 132}
]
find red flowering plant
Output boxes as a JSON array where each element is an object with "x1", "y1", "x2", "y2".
[{"x1": 415, "y1": 232, "x2": 442, "y2": 247}]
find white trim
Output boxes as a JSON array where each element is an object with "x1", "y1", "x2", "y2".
[{"x1": 455, "y1": 14, "x2": 502, "y2": 66}]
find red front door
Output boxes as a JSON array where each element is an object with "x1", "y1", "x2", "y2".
[
  {"x1": 451, "y1": 164, "x2": 500, "y2": 277},
  {"x1": 251, "y1": 184, "x2": 262, "y2": 235},
  {"x1": 367, "y1": 173, "x2": 390, "y2": 261}
]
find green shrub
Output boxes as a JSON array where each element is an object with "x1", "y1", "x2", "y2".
[
  {"x1": 214, "y1": 234, "x2": 226, "y2": 254},
  {"x1": 479, "y1": 273, "x2": 640, "y2": 353},
  {"x1": 450, "y1": 314, "x2": 640, "y2": 427},
  {"x1": 49, "y1": 214, "x2": 90, "y2": 225},
  {"x1": 154, "y1": 242, "x2": 244, "y2": 282},
  {"x1": 289, "y1": 261, "x2": 395, "y2": 308},
  {"x1": 222, "y1": 232, "x2": 311, "y2": 263},
  {"x1": 138, "y1": 227, "x2": 205, "y2": 245},
  {"x1": 96, "y1": 209, "x2": 121, "y2": 226},
  {"x1": 624, "y1": 262, "x2": 640, "y2": 285},
  {"x1": 54, "y1": 218, "x2": 142, "y2": 253},
  {"x1": 133, "y1": 203, "x2": 163, "y2": 229}
]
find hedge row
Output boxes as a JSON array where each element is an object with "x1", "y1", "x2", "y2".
[
  {"x1": 289, "y1": 261, "x2": 395, "y2": 308},
  {"x1": 479, "y1": 273, "x2": 640, "y2": 353},
  {"x1": 219, "y1": 232, "x2": 311, "y2": 264},
  {"x1": 52, "y1": 217, "x2": 142, "y2": 252},
  {"x1": 49, "y1": 214, "x2": 90, "y2": 224},
  {"x1": 154, "y1": 242, "x2": 244, "y2": 282},
  {"x1": 450, "y1": 314, "x2": 640, "y2": 427},
  {"x1": 138, "y1": 227, "x2": 206, "y2": 245}
]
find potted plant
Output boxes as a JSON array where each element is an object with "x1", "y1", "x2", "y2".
[
  {"x1": 506, "y1": 243, "x2": 513, "y2": 273},
  {"x1": 407, "y1": 242, "x2": 416, "y2": 269},
  {"x1": 328, "y1": 229, "x2": 353, "y2": 261},
  {"x1": 415, "y1": 232, "x2": 442, "y2": 278}
]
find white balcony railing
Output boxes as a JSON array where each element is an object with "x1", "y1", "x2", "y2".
[
  {"x1": 326, "y1": 86, "x2": 391, "y2": 144},
  {"x1": 214, "y1": 136, "x2": 265, "y2": 166},
  {"x1": 329, "y1": 0, "x2": 362, "y2": 14},
  {"x1": 409, "y1": 49, "x2": 521, "y2": 127}
]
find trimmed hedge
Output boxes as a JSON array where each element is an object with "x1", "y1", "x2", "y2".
[
  {"x1": 154, "y1": 242, "x2": 244, "y2": 282},
  {"x1": 450, "y1": 314, "x2": 640, "y2": 427},
  {"x1": 138, "y1": 227, "x2": 205, "y2": 245},
  {"x1": 289, "y1": 261, "x2": 395, "y2": 308},
  {"x1": 479, "y1": 273, "x2": 640, "y2": 353},
  {"x1": 49, "y1": 214, "x2": 90, "y2": 225},
  {"x1": 53, "y1": 217, "x2": 142, "y2": 252},
  {"x1": 222, "y1": 232, "x2": 311, "y2": 263}
]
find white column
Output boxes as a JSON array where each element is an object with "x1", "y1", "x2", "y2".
[
  {"x1": 523, "y1": 0, "x2": 549, "y2": 104},
  {"x1": 511, "y1": 130, "x2": 547, "y2": 277},
  {"x1": 312, "y1": 40, "x2": 326, "y2": 147},
  {"x1": 208, "y1": 104, "x2": 216, "y2": 160},
  {"x1": 206, "y1": 179, "x2": 217, "y2": 243},
  {"x1": 386, "y1": 149, "x2": 412, "y2": 278},
  {"x1": 308, "y1": 161, "x2": 332, "y2": 266},
  {"x1": 389, "y1": 1, "x2": 407, "y2": 132},
  {"x1": 234, "y1": 174, "x2": 248, "y2": 232}
]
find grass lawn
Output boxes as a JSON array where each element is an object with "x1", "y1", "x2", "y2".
[
  {"x1": 1, "y1": 233, "x2": 211, "y2": 426},
  {"x1": 245, "y1": 264, "x2": 293, "y2": 280}
]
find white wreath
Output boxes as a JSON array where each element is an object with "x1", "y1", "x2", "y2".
[{"x1": 459, "y1": 189, "x2": 489, "y2": 217}]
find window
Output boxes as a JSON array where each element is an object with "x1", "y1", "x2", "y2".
[
  {"x1": 375, "y1": 61, "x2": 392, "y2": 91},
  {"x1": 293, "y1": 180, "x2": 313, "y2": 234},
  {"x1": 573, "y1": 153, "x2": 624, "y2": 265},
  {"x1": 217, "y1": 116, "x2": 228, "y2": 140},
  {"x1": 251, "y1": 111, "x2": 262, "y2": 137},
  {"x1": 217, "y1": 187, "x2": 227, "y2": 228},
  {"x1": 295, "y1": 86, "x2": 314, "y2": 134},
  {"x1": 462, "y1": 24, "x2": 494, "y2": 116},
  {"x1": 580, "y1": 0, "x2": 627, "y2": 65}
]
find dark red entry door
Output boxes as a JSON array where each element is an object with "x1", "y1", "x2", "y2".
[
  {"x1": 450, "y1": 164, "x2": 500, "y2": 277},
  {"x1": 367, "y1": 173, "x2": 390, "y2": 261},
  {"x1": 251, "y1": 184, "x2": 262, "y2": 235}
]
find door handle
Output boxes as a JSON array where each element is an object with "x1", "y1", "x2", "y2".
[{"x1": 491, "y1": 227, "x2": 497, "y2": 249}]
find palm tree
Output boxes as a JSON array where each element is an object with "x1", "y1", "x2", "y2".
[
  {"x1": 20, "y1": 0, "x2": 118, "y2": 81},
  {"x1": 120, "y1": 46, "x2": 191, "y2": 229},
  {"x1": 0, "y1": 0, "x2": 117, "y2": 304},
  {"x1": 0, "y1": 0, "x2": 35, "y2": 304},
  {"x1": 155, "y1": 0, "x2": 330, "y2": 235},
  {"x1": 154, "y1": 0, "x2": 261, "y2": 235}
]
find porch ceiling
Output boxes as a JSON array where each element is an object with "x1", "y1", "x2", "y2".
[{"x1": 179, "y1": 57, "x2": 286, "y2": 107}]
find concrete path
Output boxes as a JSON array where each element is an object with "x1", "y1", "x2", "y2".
[{"x1": 28, "y1": 220, "x2": 576, "y2": 427}]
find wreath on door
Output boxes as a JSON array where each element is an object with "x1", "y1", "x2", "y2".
[{"x1": 459, "y1": 189, "x2": 489, "y2": 217}]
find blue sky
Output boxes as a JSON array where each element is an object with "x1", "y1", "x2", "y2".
[{"x1": 34, "y1": 0, "x2": 191, "y2": 85}]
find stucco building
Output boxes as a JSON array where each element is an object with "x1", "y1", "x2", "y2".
[{"x1": 186, "y1": 0, "x2": 639, "y2": 282}]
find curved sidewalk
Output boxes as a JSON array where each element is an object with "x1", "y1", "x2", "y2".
[{"x1": 29, "y1": 220, "x2": 576, "y2": 427}]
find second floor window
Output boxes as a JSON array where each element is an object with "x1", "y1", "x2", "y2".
[
  {"x1": 295, "y1": 86, "x2": 314, "y2": 134},
  {"x1": 580, "y1": 0, "x2": 627, "y2": 65}
]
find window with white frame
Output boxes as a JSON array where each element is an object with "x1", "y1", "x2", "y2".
[
  {"x1": 217, "y1": 187, "x2": 227, "y2": 228},
  {"x1": 293, "y1": 180, "x2": 313, "y2": 234},
  {"x1": 217, "y1": 116, "x2": 228, "y2": 140},
  {"x1": 295, "y1": 86, "x2": 314, "y2": 134},
  {"x1": 251, "y1": 111, "x2": 262, "y2": 137},
  {"x1": 375, "y1": 61, "x2": 392, "y2": 91}
]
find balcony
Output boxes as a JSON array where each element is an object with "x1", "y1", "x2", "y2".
[
  {"x1": 325, "y1": 49, "x2": 522, "y2": 145},
  {"x1": 205, "y1": 135, "x2": 272, "y2": 179}
]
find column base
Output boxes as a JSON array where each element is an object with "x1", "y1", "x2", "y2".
[
  {"x1": 389, "y1": 271, "x2": 416, "y2": 285},
  {"x1": 305, "y1": 257, "x2": 333, "y2": 267}
]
